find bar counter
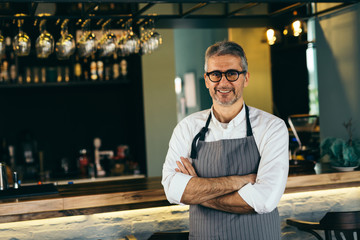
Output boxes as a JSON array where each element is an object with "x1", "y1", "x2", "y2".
[{"x1": 1, "y1": 169, "x2": 360, "y2": 224}]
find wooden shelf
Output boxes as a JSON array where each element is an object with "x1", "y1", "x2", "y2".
[{"x1": 0, "y1": 79, "x2": 131, "y2": 89}]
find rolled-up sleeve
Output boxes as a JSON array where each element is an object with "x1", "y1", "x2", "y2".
[
  {"x1": 239, "y1": 120, "x2": 289, "y2": 214},
  {"x1": 162, "y1": 170, "x2": 193, "y2": 204}
]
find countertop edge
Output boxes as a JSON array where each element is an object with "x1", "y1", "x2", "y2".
[{"x1": 0, "y1": 172, "x2": 359, "y2": 223}]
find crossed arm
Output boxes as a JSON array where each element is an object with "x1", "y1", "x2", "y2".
[{"x1": 176, "y1": 157, "x2": 256, "y2": 214}]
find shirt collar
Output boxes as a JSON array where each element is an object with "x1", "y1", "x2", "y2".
[{"x1": 210, "y1": 103, "x2": 246, "y2": 128}]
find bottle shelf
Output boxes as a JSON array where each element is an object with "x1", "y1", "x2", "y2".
[{"x1": 0, "y1": 79, "x2": 130, "y2": 89}]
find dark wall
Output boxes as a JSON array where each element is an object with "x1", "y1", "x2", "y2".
[{"x1": 271, "y1": 43, "x2": 309, "y2": 122}]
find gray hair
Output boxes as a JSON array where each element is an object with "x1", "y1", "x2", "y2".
[{"x1": 204, "y1": 41, "x2": 248, "y2": 72}]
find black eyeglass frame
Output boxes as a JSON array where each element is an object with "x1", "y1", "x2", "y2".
[{"x1": 205, "y1": 70, "x2": 247, "y2": 83}]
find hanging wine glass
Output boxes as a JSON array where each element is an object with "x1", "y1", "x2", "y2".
[
  {"x1": 98, "y1": 19, "x2": 117, "y2": 58},
  {"x1": 139, "y1": 19, "x2": 162, "y2": 55},
  {"x1": 117, "y1": 22, "x2": 129, "y2": 57},
  {"x1": 150, "y1": 32, "x2": 162, "y2": 50},
  {"x1": 125, "y1": 24, "x2": 140, "y2": 55},
  {"x1": 55, "y1": 19, "x2": 75, "y2": 60},
  {"x1": 140, "y1": 22, "x2": 151, "y2": 55},
  {"x1": 35, "y1": 19, "x2": 54, "y2": 58},
  {"x1": 77, "y1": 19, "x2": 96, "y2": 58},
  {"x1": 13, "y1": 14, "x2": 31, "y2": 57},
  {"x1": 148, "y1": 19, "x2": 162, "y2": 52}
]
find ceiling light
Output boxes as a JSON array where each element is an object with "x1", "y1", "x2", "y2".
[
  {"x1": 292, "y1": 20, "x2": 302, "y2": 37},
  {"x1": 266, "y1": 28, "x2": 276, "y2": 45}
]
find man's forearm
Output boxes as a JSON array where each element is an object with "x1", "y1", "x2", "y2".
[
  {"x1": 180, "y1": 174, "x2": 254, "y2": 205},
  {"x1": 201, "y1": 191, "x2": 255, "y2": 214}
]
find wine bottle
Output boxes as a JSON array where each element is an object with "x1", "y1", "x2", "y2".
[
  {"x1": 41, "y1": 67, "x2": 46, "y2": 83},
  {"x1": 57, "y1": 66, "x2": 62, "y2": 82},
  {"x1": 9, "y1": 52, "x2": 17, "y2": 84},
  {"x1": 1, "y1": 57, "x2": 9, "y2": 83},
  {"x1": 33, "y1": 67, "x2": 40, "y2": 83},
  {"x1": 78, "y1": 149, "x2": 89, "y2": 178},
  {"x1": 65, "y1": 66, "x2": 70, "y2": 82},
  {"x1": 19, "y1": 131, "x2": 39, "y2": 181},
  {"x1": 18, "y1": 74, "x2": 23, "y2": 84},
  {"x1": 104, "y1": 56, "x2": 111, "y2": 81},
  {"x1": 74, "y1": 54, "x2": 82, "y2": 81},
  {"x1": 112, "y1": 53, "x2": 120, "y2": 81},
  {"x1": 97, "y1": 58, "x2": 104, "y2": 81},
  {"x1": 120, "y1": 59, "x2": 128, "y2": 78},
  {"x1": 25, "y1": 67, "x2": 31, "y2": 83},
  {"x1": 90, "y1": 54, "x2": 98, "y2": 81},
  {"x1": 83, "y1": 57, "x2": 90, "y2": 81}
]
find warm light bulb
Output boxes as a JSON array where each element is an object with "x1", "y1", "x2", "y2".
[
  {"x1": 175, "y1": 76, "x2": 182, "y2": 94},
  {"x1": 266, "y1": 29, "x2": 276, "y2": 45},
  {"x1": 292, "y1": 20, "x2": 302, "y2": 37}
]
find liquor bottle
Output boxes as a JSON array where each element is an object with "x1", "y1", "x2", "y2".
[
  {"x1": 33, "y1": 67, "x2": 39, "y2": 83},
  {"x1": 78, "y1": 149, "x2": 89, "y2": 178},
  {"x1": 74, "y1": 54, "x2": 82, "y2": 81},
  {"x1": 1, "y1": 57, "x2": 9, "y2": 83},
  {"x1": 120, "y1": 59, "x2": 128, "y2": 78},
  {"x1": 97, "y1": 58, "x2": 104, "y2": 81},
  {"x1": 104, "y1": 56, "x2": 111, "y2": 81},
  {"x1": 9, "y1": 52, "x2": 17, "y2": 84},
  {"x1": 83, "y1": 57, "x2": 90, "y2": 81},
  {"x1": 25, "y1": 67, "x2": 31, "y2": 83},
  {"x1": 90, "y1": 54, "x2": 98, "y2": 81},
  {"x1": 57, "y1": 66, "x2": 62, "y2": 82},
  {"x1": 18, "y1": 131, "x2": 39, "y2": 181},
  {"x1": 18, "y1": 74, "x2": 23, "y2": 84},
  {"x1": 65, "y1": 66, "x2": 70, "y2": 82},
  {"x1": 41, "y1": 67, "x2": 46, "y2": 83},
  {"x1": 112, "y1": 53, "x2": 120, "y2": 81}
]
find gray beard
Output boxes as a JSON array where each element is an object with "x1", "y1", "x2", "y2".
[
  {"x1": 212, "y1": 89, "x2": 240, "y2": 106},
  {"x1": 215, "y1": 96, "x2": 239, "y2": 106}
]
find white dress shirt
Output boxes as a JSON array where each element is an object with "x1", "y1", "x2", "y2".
[{"x1": 162, "y1": 105, "x2": 289, "y2": 214}]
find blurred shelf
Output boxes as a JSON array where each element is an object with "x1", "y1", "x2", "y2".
[
  {"x1": 21, "y1": 174, "x2": 146, "y2": 186},
  {"x1": 0, "y1": 79, "x2": 131, "y2": 89}
]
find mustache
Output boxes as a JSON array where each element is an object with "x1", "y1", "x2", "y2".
[{"x1": 214, "y1": 87, "x2": 234, "y2": 92}]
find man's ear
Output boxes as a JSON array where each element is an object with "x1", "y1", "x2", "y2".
[
  {"x1": 244, "y1": 72, "x2": 250, "y2": 87},
  {"x1": 204, "y1": 73, "x2": 210, "y2": 89}
]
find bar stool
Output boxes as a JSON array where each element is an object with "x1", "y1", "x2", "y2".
[{"x1": 286, "y1": 211, "x2": 360, "y2": 240}]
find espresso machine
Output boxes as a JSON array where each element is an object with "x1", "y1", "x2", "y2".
[{"x1": 288, "y1": 114, "x2": 320, "y2": 172}]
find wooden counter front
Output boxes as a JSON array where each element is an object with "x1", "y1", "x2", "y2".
[
  {"x1": 1, "y1": 171, "x2": 360, "y2": 223},
  {"x1": 0, "y1": 177, "x2": 170, "y2": 223}
]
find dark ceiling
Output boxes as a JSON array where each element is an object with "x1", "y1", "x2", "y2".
[{"x1": 0, "y1": 1, "x2": 356, "y2": 29}]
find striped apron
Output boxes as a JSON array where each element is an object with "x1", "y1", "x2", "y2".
[{"x1": 189, "y1": 105, "x2": 281, "y2": 240}]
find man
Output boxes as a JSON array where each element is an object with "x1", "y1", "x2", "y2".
[{"x1": 162, "y1": 41, "x2": 289, "y2": 239}]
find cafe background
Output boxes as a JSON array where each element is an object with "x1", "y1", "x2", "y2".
[
  {"x1": 0, "y1": 2, "x2": 359, "y2": 240},
  {"x1": 0, "y1": 2, "x2": 358, "y2": 179},
  {"x1": 144, "y1": 2, "x2": 360, "y2": 177}
]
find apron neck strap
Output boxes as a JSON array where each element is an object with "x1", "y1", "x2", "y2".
[
  {"x1": 245, "y1": 105, "x2": 253, "y2": 137},
  {"x1": 190, "y1": 113, "x2": 211, "y2": 159},
  {"x1": 190, "y1": 104, "x2": 252, "y2": 159}
]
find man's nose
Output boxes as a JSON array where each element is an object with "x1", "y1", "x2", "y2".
[{"x1": 218, "y1": 73, "x2": 229, "y2": 83}]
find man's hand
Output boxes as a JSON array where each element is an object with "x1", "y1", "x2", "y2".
[{"x1": 175, "y1": 157, "x2": 197, "y2": 177}]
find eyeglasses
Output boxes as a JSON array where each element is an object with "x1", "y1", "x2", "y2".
[{"x1": 206, "y1": 70, "x2": 246, "y2": 83}]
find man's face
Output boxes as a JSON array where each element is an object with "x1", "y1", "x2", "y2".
[{"x1": 204, "y1": 54, "x2": 249, "y2": 106}]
